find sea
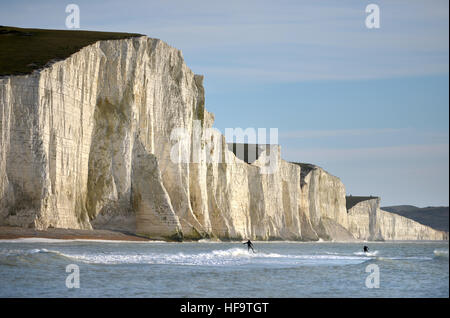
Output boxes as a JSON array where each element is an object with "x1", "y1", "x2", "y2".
[{"x1": 0, "y1": 239, "x2": 448, "y2": 298}]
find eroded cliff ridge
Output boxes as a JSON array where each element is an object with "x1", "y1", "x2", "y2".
[{"x1": 0, "y1": 34, "x2": 447, "y2": 241}]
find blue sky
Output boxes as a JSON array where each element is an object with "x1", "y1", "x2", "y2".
[{"x1": 1, "y1": 0, "x2": 448, "y2": 206}]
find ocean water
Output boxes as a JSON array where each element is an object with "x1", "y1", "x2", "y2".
[{"x1": 0, "y1": 239, "x2": 448, "y2": 298}]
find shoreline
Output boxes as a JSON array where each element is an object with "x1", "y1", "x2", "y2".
[
  {"x1": 0, "y1": 226, "x2": 153, "y2": 242},
  {"x1": 0, "y1": 227, "x2": 447, "y2": 243}
]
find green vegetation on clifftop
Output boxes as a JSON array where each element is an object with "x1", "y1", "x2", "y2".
[
  {"x1": 382, "y1": 205, "x2": 449, "y2": 232},
  {"x1": 0, "y1": 26, "x2": 142, "y2": 76}
]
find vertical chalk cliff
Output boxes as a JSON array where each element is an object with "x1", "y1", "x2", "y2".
[
  {"x1": 0, "y1": 35, "x2": 447, "y2": 241},
  {"x1": 347, "y1": 197, "x2": 448, "y2": 241}
]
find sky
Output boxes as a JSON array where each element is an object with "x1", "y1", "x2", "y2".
[{"x1": 1, "y1": 0, "x2": 448, "y2": 207}]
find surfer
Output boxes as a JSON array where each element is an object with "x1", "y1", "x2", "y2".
[
  {"x1": 243, "y1": 240, "x2": 255, "y2": 253},
  {"x1": 363, "y1": 245, "x2": 369, "y2": 253}
]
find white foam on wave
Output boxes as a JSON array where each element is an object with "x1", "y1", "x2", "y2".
[
  {"x1": 56, "y1": 247, "x2": 370, "y2": 266},
  {"x1": 434, "y1": 249, "x2": 449, "y2": 258},
  {"x1": 376, "y1": 256, "x2": 433, "y2": 261},
  {"x1": 354, "y1": 250, "x2": 379, "y2": 256},
  {"x1": 0, "y1": 248, "x2": 65, "y2": 257}
]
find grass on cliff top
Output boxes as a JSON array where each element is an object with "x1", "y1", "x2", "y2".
[
  {"x1": 0, "y1": 26, "x2": 143, "y2": 76},
  {"x1": 345, "y1": 195, "x2": 379, "y2": 211}
]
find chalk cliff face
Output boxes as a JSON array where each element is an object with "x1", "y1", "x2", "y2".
[
  {"x1": 0, "y1": 35, "x2": 447, "y2": 241},
  {"x1": 347, "y1": 198, "x2": 448, "y2": 241},
  {"x1": 1, "y1": 36, "x2": 199, "y2": 239},
  {"x1": 292, "y1": 163, "x2": 354, "y2": 241}
]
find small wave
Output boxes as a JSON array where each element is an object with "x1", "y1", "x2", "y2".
[
  {"x1": 0, "y1": 248, "x2": 72, "y2": 266},
  {"x1": 0, "y1": 248, "x2": 57, "y2": 256},
  {"x1": 434, "y1": 249, "x2": 449, "y2": 258},
  {"x1": 354, "y1": 251, "x2": 379, "y2": 257},
  {"x1": 376, "y1": 256, "x2": 433, "y2": 261}
]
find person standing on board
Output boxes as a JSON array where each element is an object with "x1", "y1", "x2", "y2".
[{"x1": 243, "y1": 240, "x2": 255, "y2": 253}]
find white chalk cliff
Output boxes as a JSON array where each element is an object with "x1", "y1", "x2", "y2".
[
  {"x1": 347, "y1": 198, "x2": 448, "y2": 241},
  {"x1": 0, "y1": 36, "x2": 447, "y2": 241}
]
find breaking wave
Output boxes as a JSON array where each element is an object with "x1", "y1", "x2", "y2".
[
  {"x1": 52, "y1": 247, "x2": 370, "y2": 267},
  {"x1": 0, "y1": 248, "x2": 71, "y2": 266},
  {"x1": 3, "y1": 246, "x2": 440, "y2": 268},
  {"x1": 0, "y1": 248, "x2": 64, "y2": 257}
]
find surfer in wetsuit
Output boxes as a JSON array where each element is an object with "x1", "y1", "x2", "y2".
[
  {"x1": 243, "y1": 240, "x2": 255, "y2": 253},
  {"x1": 363, "y1": 246, "x2": 369, "y2": 253}
]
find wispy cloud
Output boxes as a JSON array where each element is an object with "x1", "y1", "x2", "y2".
[
  {"x1": 145, "y1": 0, "x2": 449, "y2": 82},
  {"x1": 282, "y1": 142, "x2": 449, "y2": 206},
  {"x1": 279, "y1": 128, "x2": 406, "y2": 139},
  {"x1": 283, "y1": 143, "x2": 449, "y2": 163},
  {"x1": 1, "y1": 0, "x2": 447, "y2": 82}
]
